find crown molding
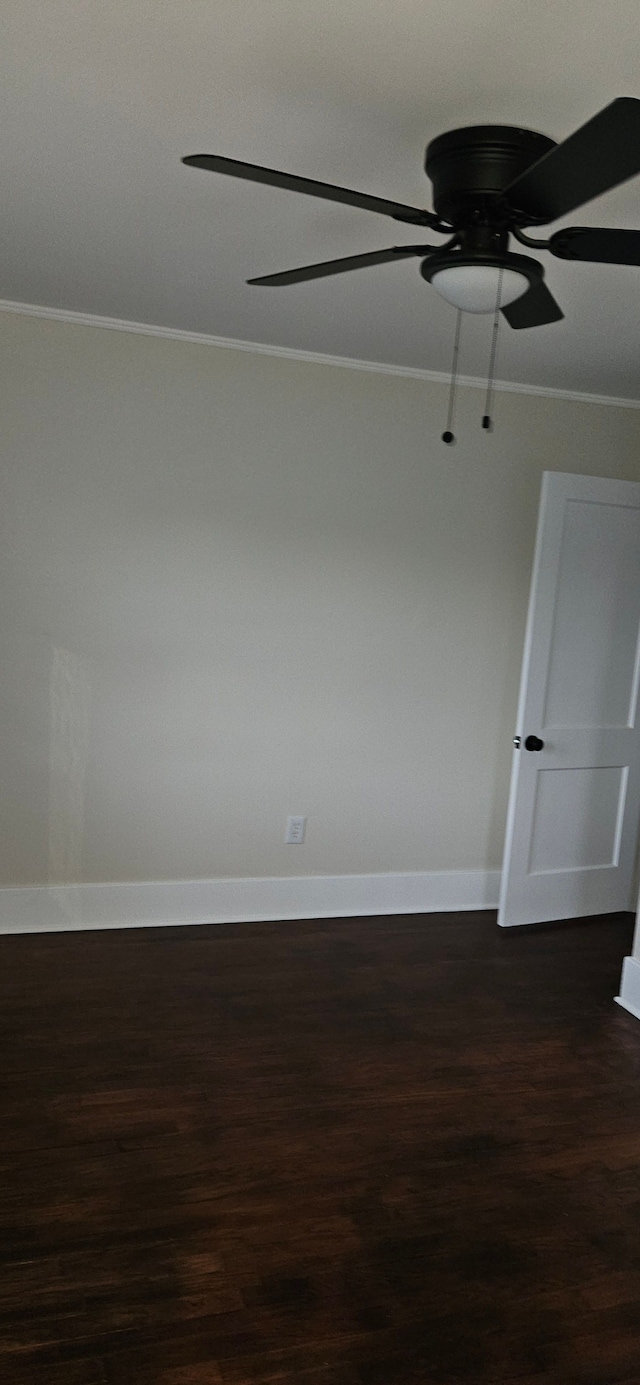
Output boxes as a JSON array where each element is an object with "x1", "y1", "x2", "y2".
[{"x1": 1, "y1": 296, "x2": 639, "y2": 410}]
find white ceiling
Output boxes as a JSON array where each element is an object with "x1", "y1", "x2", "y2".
[{"x1": 3, "y1": 1, "x2": 640, "y2": 398}]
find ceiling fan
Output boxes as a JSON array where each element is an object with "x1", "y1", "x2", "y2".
[{"x1": 182, "y1": 98, "x2": 640, "y2": 328}]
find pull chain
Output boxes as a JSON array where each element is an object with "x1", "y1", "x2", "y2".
[
  {"x1": 442, "y1": 309, "x2": 463, "y2": 445},
  {"x1": 482, "y1": 268, "x2": 503, "y2": 431}
]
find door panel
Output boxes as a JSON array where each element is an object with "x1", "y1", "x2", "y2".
[
  {"x1": 499, "y1": 472, "x2": 640, "y2": 927},
  {"x1": 528, "y1": 765, "x2": 626, "y2": 873},
  {"x1": 543, "y1": 501, "x2": 640, "y2": 729}
]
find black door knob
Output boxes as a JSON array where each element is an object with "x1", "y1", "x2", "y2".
[{"x1": 525, "y1": 735, "x2": 544, "y2": 752}]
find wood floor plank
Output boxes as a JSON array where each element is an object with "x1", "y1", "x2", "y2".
[{"x1": 0, "y1": 911, "x2": 639, "y2": 1383}]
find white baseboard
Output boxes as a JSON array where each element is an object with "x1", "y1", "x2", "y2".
[
  {"x1": 0, "y1": 869, "x2": 500, "y2": 934},
  {"x1": 615, "y1": 955, "x2": 640, "y2": 1022}
]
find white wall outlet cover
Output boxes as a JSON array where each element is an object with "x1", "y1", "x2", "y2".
[{"x1": 285, "y1": 815, "x2": 307, "y2": 844}]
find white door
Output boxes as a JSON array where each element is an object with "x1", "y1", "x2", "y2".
[{"x1": 499, "y1": 471, "x2": 640, "y2": 928}]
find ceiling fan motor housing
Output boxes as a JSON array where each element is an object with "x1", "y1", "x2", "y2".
[{"x1": 425, "y1": 125, "x2": 556, "y2": 226}]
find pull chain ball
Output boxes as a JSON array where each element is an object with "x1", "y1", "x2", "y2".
[{"x1": 441, "y1": 430, "x2": 455, "y2": 444}]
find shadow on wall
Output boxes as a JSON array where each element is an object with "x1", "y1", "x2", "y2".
[{"x1": 48, "y1": 645, "x2": 92, "y2": 914}]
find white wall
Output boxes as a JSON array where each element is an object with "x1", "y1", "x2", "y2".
[{"x1": 2, "y1": 308, "x2": 640, "y2": 887}]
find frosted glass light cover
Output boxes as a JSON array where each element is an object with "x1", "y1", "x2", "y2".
[{"x1": 430, "y1": 264, "x2": 530, "y2": 313}]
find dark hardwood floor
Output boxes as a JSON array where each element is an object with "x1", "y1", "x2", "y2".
[{"x1": 1, "y1": 910, "x2": 640, "y2": 1383}]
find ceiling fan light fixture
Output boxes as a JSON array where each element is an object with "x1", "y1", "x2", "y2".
[
  {"x1": 429, "y1": 263, "x2": 530, "y2": 313},
  {"x1": 421, "y1": 250, "x2": 544, "y2": 315}
]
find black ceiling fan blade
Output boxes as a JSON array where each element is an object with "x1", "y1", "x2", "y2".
[
  {"x1": 247, "y1": 245, "x2": 433, "y2": 286},
  {"x1": 550, "y1": 226, "x2": 640, "y2": 264},
  {"x1": 182, "y1": 155, "x2": 439, "y2": 227},
  {"x1": 503, "y1": 98, "x2": 640, "y2": 224},
  {"x1": 501, "y1": 278, "x2": 564, "y2": 329}
]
